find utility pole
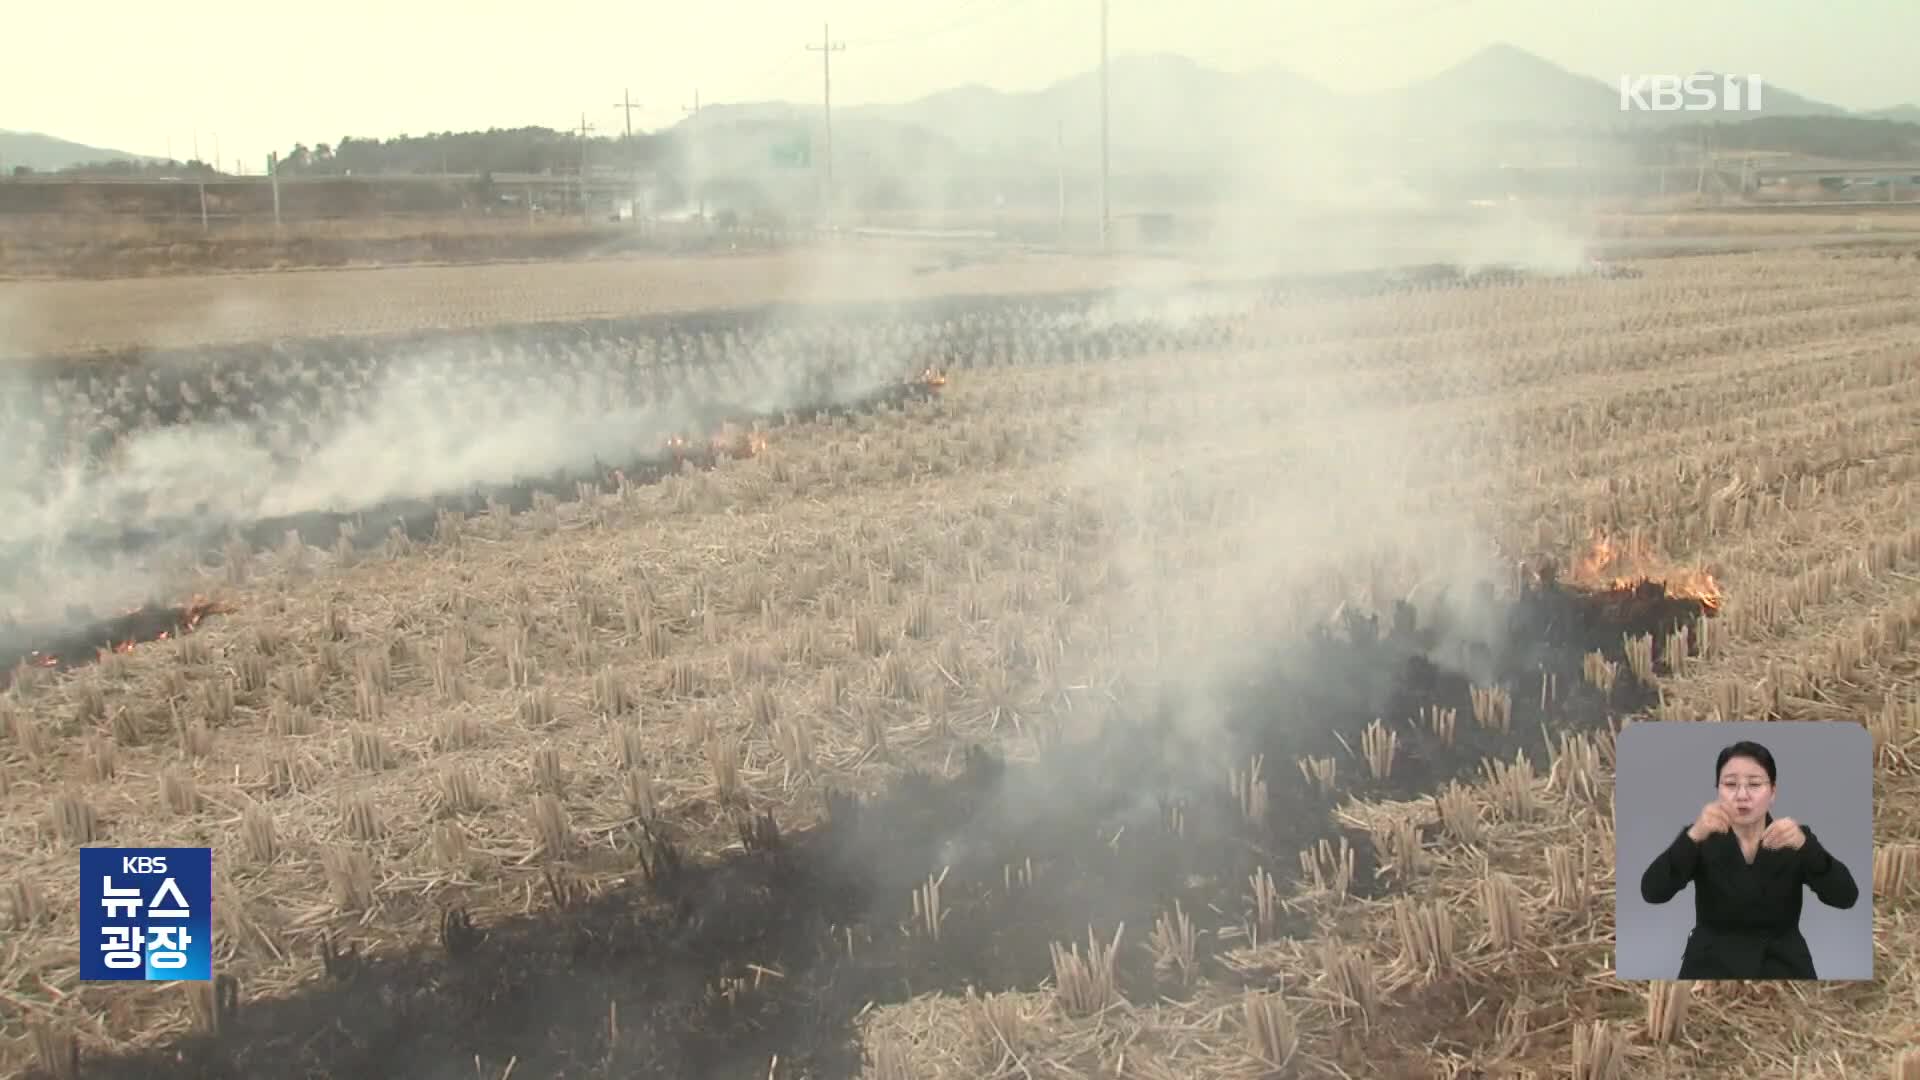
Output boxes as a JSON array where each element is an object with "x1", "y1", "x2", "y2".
[
  {"x1": 683, "y1": 90, "x2": 706, "y2": 221},
  {"x1": 1056, "y1": 119, "x2": 1067, "y2": 243},
  {"x1": 806, "y1": 23, "x2": 846, "y2": 221},
  {"x1": 577, "y1": 113, "x2": 596, "y2": 219},
  {"x1": 268, "y1": 151, "x2": 281, "y2": 228},
  {"x1": 1098, "y1": 0, "x2": 1110, "y2": 254},
  {"x1": 612, "y1": 89, "x2": 641, "y2": 138},
  {"x1": 611, "y1": 91, "x2": 643, "y2": 222},
  {"x1": 1695, "y1": 123, "x2": 1711, "y2": 201}
]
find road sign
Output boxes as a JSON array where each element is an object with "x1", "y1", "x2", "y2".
[{"x1": 772, "y1": 134, "x2": 812, "y2": 168}]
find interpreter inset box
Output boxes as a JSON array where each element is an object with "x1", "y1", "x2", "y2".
[{"x1": 1614, "y1": 720, "x2": 1872, "y2": 981}]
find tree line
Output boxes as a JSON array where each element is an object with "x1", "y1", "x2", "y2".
[
  {"x1": 12, "y1": 127, "x2": 678, "y2": 179},
  {"x1": 15, "y1": 113, "x2": 1919, "y2": 181}
]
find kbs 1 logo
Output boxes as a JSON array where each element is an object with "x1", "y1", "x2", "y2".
[
  {"x1": 1619, "y1": 74, "x2": 1765, "y2": 113},
  {"x1": 79, "y1": 848, "x2": 213, "y2": 981}
]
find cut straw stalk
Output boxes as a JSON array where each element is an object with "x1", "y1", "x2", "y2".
[{"x1": 1049, "y1": 924, "x2": 1124, "y2": 1016}]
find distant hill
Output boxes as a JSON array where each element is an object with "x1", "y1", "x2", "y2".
[
  {"x1": 1868, "y1": 103, "x2": 1920, "y2": 124},
  {"x1": 1373, "y1": 49, "x2": 1853, "y2": 130},
  {"x1": 1361, "y1": 42, "x2": 1624, "y2": 135},
  {"x1": 24, "y1": 43, "x2": 1906, "y2": 198},
  {"x1": 1720, "y1": 75, "x2": 1850, "y2": 119},
  {"x1": 683, "y1": 44, "x2": 1915, "y2": 170},
  {"x1": 832, "y1": 52, "x2": 1343, "y2": 167},
  {"x1": 0, "y1": 129, "x2": 154, "y2": 172}
]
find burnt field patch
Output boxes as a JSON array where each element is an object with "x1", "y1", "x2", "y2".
[
  {"x1": 0, "y1": 375, "x2": 948, "y2": 688},
  {"x1": 0, "y1": 369, "x2": 948, "y2": 589},
  {"x1": 44, "y1": 578, "x2": 1706, "y2": 1080},
  {"x1": 0, "y1": 597, "x2": 234, "y2": 688},
  {"x1": 0, "y1": 260, "x2": 1644, "y2": 589}
]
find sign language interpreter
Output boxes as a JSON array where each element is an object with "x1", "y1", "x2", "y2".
[{"x1": 1639, "y1": 739, "x2": 1859, "y2": 979}]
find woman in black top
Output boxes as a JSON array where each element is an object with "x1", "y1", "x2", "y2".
[{"x1": 1638, "y1": 739, "x2": 1861, "y2": 979}]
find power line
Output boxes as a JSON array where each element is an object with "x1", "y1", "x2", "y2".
[
  {"x1": 1249, "y1": 0, "x2": 1478, "y2": 59},
  {"x1": 841, "y1": 0, "x2": 1037, "y2": 48},
  {"x1": 711, "y1": 0, "x2": 1057, "y2": 109},
  {"x1": 705, "y1": 51, "x2": 812, "y2": 110}
]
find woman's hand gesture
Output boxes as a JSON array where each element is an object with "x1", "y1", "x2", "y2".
[
  {"x1": 1687, "y1": 802, "x2": 1732, "y2": 844},
  {"x1": 1761, "y1": 817, "x2": 1806, "y2": 850}
]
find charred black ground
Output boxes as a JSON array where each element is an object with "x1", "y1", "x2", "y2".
[
  {"x1": 0, "y1": 259, "x2": 1643, "y2": 586},
  {"x1": 49, "y1": 579, "x2": 1707, "y2": 1080},
  {"x1": 0, "y1": 600, "x2": 233, "y2": 689},
  {"x1": 0, "y1": 377, "x2": 943, "y2": 688},
  {"x1": 0, "y1": 262, "x2": 1649, "y2": 678},
  {"x1": 0, "y1": 373, "x2": 948, "y2": 580}
]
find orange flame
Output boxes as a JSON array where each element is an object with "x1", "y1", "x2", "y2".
[
  {"x1": 1569, "y1": 533, "x2": 1620, "y2": 583},
  {"x1": 10, "y1": 596, "x2": 236, "y2": 684},
  {"x1": 665, "y1": 424, "x2": 769, "y2": 463},
  {"x1": 919, "y1": 367, "x2": 948, "y2": 388},
  {"x1": 712, "y1": 426, "x2": 769, "y2": 460},
  {"x1": 1564, "y1": 529, "x2": 1723, "y2": 612},
  {"x1": 1663, "y1": 568, "x2": 1724, "y2": 613}
]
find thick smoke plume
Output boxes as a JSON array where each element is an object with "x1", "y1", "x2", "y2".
[
  {"x1": 892, "y1": 92, "x2": 1601, "y2": 870},
  {"x1": 0, "y1": 303, "x2": 922, "y2": 627}
]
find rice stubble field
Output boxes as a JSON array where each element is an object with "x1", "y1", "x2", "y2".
[{"x1": 2, "y1": 244, "x2": 1920, "y2": 1078}]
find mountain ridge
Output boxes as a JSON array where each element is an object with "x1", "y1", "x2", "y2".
[
  {"x1": 668, "y1": 43, "x2": 1915, "y2": 172},
  {"x1": 0, "y1": 129, "x2": 156, "y2": 172},
  {"x1": 12, "y1": 44, "x2": 1916, "y2": 175}
]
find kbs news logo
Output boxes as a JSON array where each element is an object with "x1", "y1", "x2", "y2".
[
  {"x1": 1618, "y1": 74, "x2": 1765, "y2": 113},
  {"x1": 79, "y1": 847, "x2": 213, "y2": 981}
]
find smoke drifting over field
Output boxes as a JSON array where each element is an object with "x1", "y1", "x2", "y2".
[
  {"x1": 1047, "y1": 309, "x2": 1508, "y2": 827},
  {"x1": 0, "y1": 63, "x2": 1606, "y2": 634},
  {"x1": 988, "y1": 110, "x2": 1583, "y2": 831},
  {"x1": 0, "y1": 307, "x2": 933, "y2": 625},
  {"x1": 0, "y1": 268, "x2": 1275, "y2": 635},
  {"x1": 3, "y1": 71, "x2": 1610, "y2": 1062},
  {"x1": 972, "y1": 69, "x2": 1604, "y2": 719}
]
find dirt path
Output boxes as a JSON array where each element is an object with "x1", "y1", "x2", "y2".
[{"x1": 0, "y1": 248, "x2": 1228, "y2": 360}]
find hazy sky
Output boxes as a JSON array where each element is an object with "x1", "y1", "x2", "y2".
[{"x1": 6, "y1": 0, "x2": 1914, "y2": 169}]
